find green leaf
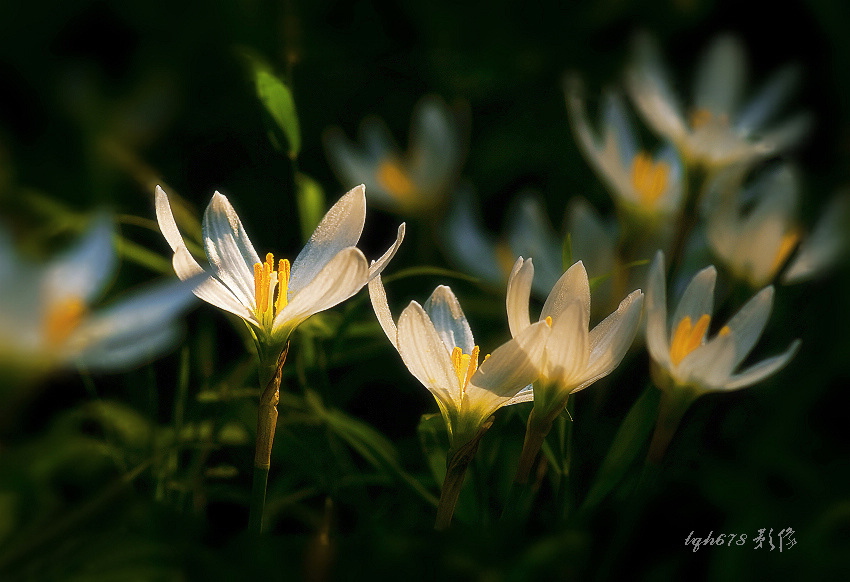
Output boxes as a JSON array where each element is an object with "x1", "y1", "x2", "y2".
[
  {"x1": 582, "y1": 386, "x2": 659, "y2": 510},
  {"x1": 295, "y1": 172, "x2": 326, "y2": 243},
  {"x1": 252, "y1": 65, "x2": 301, "y2": 159}
]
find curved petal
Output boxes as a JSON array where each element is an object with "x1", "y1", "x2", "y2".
[
  {"x1": 564, "y1": 75, "x2": 603, "y2": 159},
  {"x1": 508, "y1": 195, "x2": 563, "y2": 292},
  {"x1": 724, "y1": 286, "x2": 773, "y2": 367},
  {"x1": 45, "y1": 214, "x2": 117, "y2": 305},
  {"x1": 368, "y1": 223, "x2": 406, "y2": 280},
  {"x1": 723, "y1": 339, "x2": 801, "y2": 391},
  {"x1": 545, "y1": 301, "x2": 589, "y2": 387},
  {"x1": 155, "y1": 186, "x2": 187, "y2": 253},
  {"x1": 367, "y1": 274, "x2": 398, "y2": 349},
  {"x1": 423, "y1": 285, "x2": 474, "y2": 353},
  {"x1": 172, "y1": 248, "x2": 255, "y2": 322},
  {"x1": 72, "y1": 324, "x2": 181, "y2": 372},
  {"x1": 506, "y1": 257, "x2": 534, "y2": 338},
  {"x1": 583, "y1": 290, "x2": 645, "y2": 381},
  {"x1": 397, "y1": 301, "x2": 460, "y2": 410},
  {"x1": 273, "y1": 247, "x2": 369, "y2": 336},
  {"x1": 783, "y1": 192, "x2": 850, "y2": 283},
  {"x1": 541, "y1": 261, "x2": 590, "y2": 327},
  {"x1": 202, "y1": 192, "x2": 260, "y2": 308},
  {"x1": 601, "y1": 90, "x2": 639, "y2": 167},
  {"x1": 289, "y1": 185, "x2": 367, "y2": 296},
  {"x1": 737, "y1": 65, "x2": 800, "y2": 132},
  {"x1": 645, "y1": 251, "x2": 671, "y2": 367},
  {"x1": 694, "y1": 34, "x2": 746, "y2": 116},
  {"x1": 442, "y1": 189, "x2": 504, "y2": 284},
  {"x1": 671, "y1": 265, "x2": 717, "y2": 333}
]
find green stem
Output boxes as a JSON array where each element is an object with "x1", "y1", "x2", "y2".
[
  {"x1": 514, "y1": 406, "x2": 556, "y2": 485},
  {"x1": 647, "y1": 388, "x2": 697, "y2": 465},
  {"x1": 249, "y1": 344, "x2": 289, "y2": 534},
  {"x1": 434, "y1": 416, "x2": 493, "y2": 531}
]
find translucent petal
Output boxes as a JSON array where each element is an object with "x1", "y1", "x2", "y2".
[
  {"x1": 368, "y1": 223, "x2": 406, "y2": 280},
  {"x1": 737, "y1": 65, "x2": 800, "y2": 132},
  {"x1": 45, "y1": 214, "x2": 117, "y2": 305},
  {"x1": 506, "y1": 257, "x2": 534, "y2": 338},
  {"x1": 723, "y1": 339, "x2": 801, "y2": 391},
  {"x1": 541, "y1": 261, "x2": 590, "y2": 328},
  {"x1": 724, "y1": 286, "x2": 774, "y2": 367},
  {"x1": 368, "y1": 274, "x2": 398, "y2": 349},
  {"x1": 155, "y1": 186, "x2": 186, "y2": 253},
  {"x1": 671, "y1": 266, "x2": 716, "y2": 334},
  {"x1": 645, "y1": 251, "x2": 671, "y2": 367},
  {"x1": 694, "y1": 35, "x2": 746, "y2": 116},
  {"x1": 545, "y1": 301, "x2": 589, "y2": 387},
  {"x1": 423, "y1": 285, "x2": 474, "y2": 354},
  {"x1": 583, "y1": 290, "x2": 644, "y2": 382}
]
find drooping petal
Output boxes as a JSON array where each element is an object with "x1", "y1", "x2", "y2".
[
  {"x1": 368, "y1": 274, "x2": 398, "y2": 349},
  {"x1": 272, "y1": 247, "x2": 369, "y2": 337},
  {"x1": 423, "y1": 285, "x2": 474, "y2": 354},
  {"x1": 724, "y1": 286, "x2": 774, "y2": 367},
  {"x1": 44, "y1": 214, "x2": 117, "y2": 306},
  {"x1": 694, "y1": 34, "x2": 746, "y2": 117},
  {"x1": 397, "y1": 301, "x2": 460, "y2": 410},
  {"x1": 541, "y1": 261, "x2": 590, "y2": 327},
  {"x1": 202, "y1": 192, "x2": 261, "y2": 308},
  {"x1": 464, "y1": 320, "x2": 550, "y2": 418},
  {"x1": 155, "y1": 186, "x2": 187, "y2": 253},
  {"x1": 645, "y1": 251, "x2": 671, "y2": 367},
  {"x1": 289, "y1": 185, "x2": 367, "y2": 296},
  {"x1": 506, "y1": 257, "x2": 534, "y2": 338},
  {"x1": 368, "y1": 223, "x2": 406, "y2": 280},
  {"x1": 671, "y1": 265, "x2": 716, "y2": 334},
  {"x1": 583, "y1": 290, "x2": 645, "y2": 382},
  {"x1": 723, "y1": 339, "x2": 801, "y2": 391}
]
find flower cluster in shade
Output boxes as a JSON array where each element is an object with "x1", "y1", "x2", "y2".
[
  {"x1": 323, "y1": 96, "x2": 466, "y2": 216},
  {"x1": 156, "y1": 184, "x2": 405, "y2": 368},
  {"x1": 645, "y1": 251, "x2": 800, "y2": 396},
  {"x1": 0, "y1": 215, "x2": 202, "y2": 374}
]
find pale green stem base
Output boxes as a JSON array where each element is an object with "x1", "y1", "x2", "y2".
[{"x1": 647, "y1": 388, "x2": 697, "y2": 465}]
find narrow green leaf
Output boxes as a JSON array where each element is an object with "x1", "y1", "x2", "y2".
[
  {"x1": 252, "y1": 65, "x2": 301, "y2": 159},
  {"x1": 295, "y1": 172, "x2": 326, "y2": 243}
]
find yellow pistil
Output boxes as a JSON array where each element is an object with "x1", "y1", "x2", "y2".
[
  {"x1": 44, "y1": 297, "x2": 87, "y2": 346},
  {"x1": 450, "y1": 345, "x2": 487, "y2": 393},
  {"x1": 769, "y1": 230, "x2": 801, "y2": 277},
  {"x1": 376, "y1": 158, "x2": 416, "y2": 202},
  {"x1": 669, "y1": 314, "x2": 711, "y2": 366},
  {"x1": 630, "y1": 151, "x2": 669, "y2": 207},
  {"x1": 253, "y1": 252, "x2": 291, "y2": 326}
]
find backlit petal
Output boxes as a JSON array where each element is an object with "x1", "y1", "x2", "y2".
[
  {"x1": 506, "y1": 257, "x2": 534, "y2": 338},
  {"x1": 423, "y1": 285, "x2": 474, "y2": 354}
]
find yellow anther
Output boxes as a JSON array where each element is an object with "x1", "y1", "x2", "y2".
[
  {"x1": 630, "y1": 151, "x2": 670, "y2": 207},
  {"x1": 545, "y1": 316, "x2": 553, "y2": 328},
  {"x1": 451, "y1": 345, "x2": 481, "y2": 392},
  {"x1": 376, "y1": 159, "x2": 416, "y2": 201},
  {"x1": 719, "y1": 325, "x2": 731, "y2": 336},
  {"x1": 254, "y1": 252, "x2": 290, "y2": 321},
  {"x1": 275, "y1": 258, "x2": 291, "y2": 312},
  {"x1": 44, "y1": 297, "x2": 86, "y2": 346},
  {"x1": 769, "y1": 230, "x2": 801, "y2": 277},
  {"x1": 669, "y1": 313, "x2": 711, "y2": 366}
]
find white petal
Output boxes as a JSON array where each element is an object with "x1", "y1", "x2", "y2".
[
  {"x1": 737, "y1": 65, "x2": 800, "y2": 132},
  {"x1": 368, "y1": 223, "x2": 406, "y2": 280},
  {"x1": 583, "y1": 290, "x2": 645, "y2": 382},
  {"x1": 397, "y1": 301, "x2": 460, "y2": 410},
  {"x1": 694, "y1": 34, "x2": 746, "y2": 116},
  {"x1": 723, "y1": 339, "x2": 801, "y2": 391},
  {"x1": 202, "y1": 192, "x2": 261, "y2": 308},
  {"x1": 508, "y1": 195, "x2": 563, "y2": 292},
  {"x1": 367, "y1": 274, "x2": 398, "y2": 349},
  {"x1": 155, "y1": 186, "x2": 187, "y2": 253},
  {"x1": 564, "y1": 75, "x2": 603, "y2": 158},
  {"x1": 784, "y1": 192, "x2": 850, "y2": 283},
  {"x1": 272, "y1": 247, "x2": 369, "y2": 336},
  {"x1": 506, "y1": 257, "x2": 534, "y2": 338},
  {"x1": 464, "y1": 320, "x2": 550, "y2": 417},
  {"x1": 541, "y1": 260, "x2": 590, "y2": 327},
  {"x1": 409, "y1": 95, "x2": 463, "y2": 190},
  {"x1": 566, "y1": 198, "x2": 617, "y2": 280},
  {"x1": 645, "y1": 251, "x2": 671, "y2": 367},
  {"x1": 423, "y1": 285, "x2": 474, "y2": 353},
  {"x1": 72, "y1": 324, "x2": 181, "y2": 372},
  {"x1": 677, "y1": 331, "x2": 738, "y2": 390},
  {"x1": 545, "y1": 301, "x2": 589, "y2": 387},
  {"x1": 724, "y1": 286, "x2": 773, "y2": 367},
  {"x1": 671, "y1": 265, "x2": 717, "y2": 332},
  {"x1": 172, "y1": 247, "x2": 255, "y2": 322},
  {"x1": 442, "y1": 189, "x2": 504, "y2": 284},
  {"x1": 45, "y1": 214, "x2": 117, "y2": 305},
  {"x1": 360, "y1": 116, "x2": 397, "y2": 159},
  {"x1": 601, "y1": 90, "x2": 638, "y2": 167},
  {"x1": 289, "y1": 185, "x2": 367, "y2": 296},
  {"x1": 503, "y1": 384, "x2": 534, "y2": 407}
]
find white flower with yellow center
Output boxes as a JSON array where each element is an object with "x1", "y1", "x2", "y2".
[
  {"x1": 645, "y1": 251, "x2": 800, "y2": 394},
  {"x1": 565, "y1": 77, "x2": 684, "y2": 218},
  {"x1": 707, "y1": 164, "x2": 803, "y2": 287},
  {"x1": 626, "y1": 33, "x2": 810, "y2": 170},
  {"x1": 323, "y1": 95, "x2": 465, "y2": 216},
  {"x1": 506, "y1": 258, "x2": 645, "y2": 416},
  {"x1": 156, "y1": 184, "x2": 405, "y2": 370},
  {"x1": 368, "y1": 276, "x2": 550, "y2": 451},
  {"x1": 0, "y1": 216, "x2": 201, "y2": 375}
]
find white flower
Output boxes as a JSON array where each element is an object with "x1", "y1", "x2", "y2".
[
  {"x1": 323, "y1": 95, "x2": 465, "y2": 216},
  {"x1": 626, "y1": 33, "x2": 810, "y2": 169},
  {"x1": 368, "y1": 275, "x2": 550, "y2": 450},
  {"x1": 505, "y1": 258, "x2": 644, "y2": 416},
  {"x1": 0, "y1": 215, "x2": 201, "y2": 374},
  {"x1": 565, "y1": 77, "x2": 684, "y2": 218},
  {"x1": 156, "y1": 184, "x2": 405, "y2": 367},
  {"x1": 783, "y1": 191, "x2": 850, "y2": 284},
  {"x1": 645, "y1": 251, "x2": 800, "y2": 394}
]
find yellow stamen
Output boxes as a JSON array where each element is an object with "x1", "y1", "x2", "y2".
[
  {"x1": 275, "y1": 258, "x2": 290, "y2": 312},
  {"x1": 669, "y1": 314, "x2": 711, "y2": 366},
  {"x1": 545, "y1": 316, "x2": 552, "y2": 328},
  {"x1": 630, "y1": 151, "x2": 670, "y2": 207},
  {"x1": 451, "y1": 345, "x2": 482, "y2": 392},
  {"x1": 769, "y1": 230, "x2": 801, "y2": 277},
  {"x1": 44, "y1": 297, "x2": 87, "y2": 346},
  {"x1": 719, "y1": 325, "x2": 731, "y2": 336},
  {"x1": 376, "y1": 159, "x2": 416, "y2": 201},
  {"x1": 253, "y1": 252, "x2": 291, "y2": 324}
]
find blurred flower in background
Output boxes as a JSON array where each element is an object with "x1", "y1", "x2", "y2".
[
  {"x1": 626, "y1": 33, "x2": 810, "y2": 170},
  {"x1": 0, "y1": 214, "x2": 201, "y2": 378},
  {"x1": 323, "y1": 95, "x2": 466, "y2": 216}
]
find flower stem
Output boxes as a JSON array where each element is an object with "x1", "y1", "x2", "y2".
[
  {"x1": 434, "y1": 416, "x2": 494, "y2": 531},
  {"x1": 249, "y1": 344, "x2": 289, "y2": 534},
  {"x1": 514, "y1": 407, "x2": 556, "y2": 485},
  {"x1": 647, "y1": 388, "x2": 696, "y2": 465}
]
